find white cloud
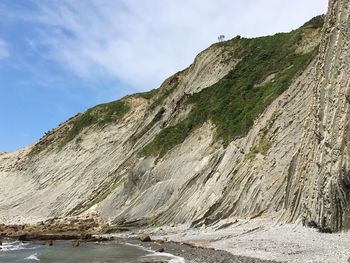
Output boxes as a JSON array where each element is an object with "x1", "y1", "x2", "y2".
[
  {"x1": 0, "y1": 39, "x2": 9, "y2": 59},
  {"x1": 28, "y1": 0, "x2": 328, "y2": 90}
]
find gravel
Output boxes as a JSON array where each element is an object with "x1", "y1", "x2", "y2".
[{"x1": 117, "y1": 238, "x2": 280, "y2": 263}]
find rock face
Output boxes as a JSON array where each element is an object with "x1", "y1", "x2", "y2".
[
  {"x1": 0, "y1": 1, "x2": 348, "y2": 232},
  {"x1": 284, "y1": 0, "x2": 350, "y2": 232}
]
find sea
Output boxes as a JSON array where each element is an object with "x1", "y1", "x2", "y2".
[{"x1": 0, "y1": 239, "x2": 185, "y2": 263}]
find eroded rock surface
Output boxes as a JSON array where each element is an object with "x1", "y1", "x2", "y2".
[
  {"x1": 0, "y1": 0, "x2": 349, "y2": 234},
  {"x1": 284, "y1": 0, "x2": 350, "y2": 232}
]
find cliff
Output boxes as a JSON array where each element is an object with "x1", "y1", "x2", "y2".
[
  {"x1": 284, "y1": 0, "x2": 350, "y2": 232},
  {"x1": 1, "y1": 1, "x2": 347, "y2": 233}
]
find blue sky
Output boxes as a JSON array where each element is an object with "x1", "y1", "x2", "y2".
[{"x1": 0, "y1": 0, "x2": 328, "y2": 152}]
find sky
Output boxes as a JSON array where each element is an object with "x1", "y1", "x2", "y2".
[{"x1": 0, "y1": 0, "x2": 328, "y2": 152}]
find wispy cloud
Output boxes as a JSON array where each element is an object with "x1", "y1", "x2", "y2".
[
  {"x1": 0, "y1": 39, "x2": 9, "y2": 59},
  {"x1": 4, "y1": 0, "x2": 328, "y2": 90}
]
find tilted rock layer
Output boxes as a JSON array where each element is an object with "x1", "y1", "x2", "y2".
[
  {"x1": 285, "y1": 0, "x2": 350, "y2": 232},
  {"x1": 0, "y1": 1, "x2": 349, "y2": 232}
]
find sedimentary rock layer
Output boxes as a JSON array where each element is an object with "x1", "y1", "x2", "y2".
[{"x1": 1, "y1": 0, "x2": 349, "y2": 233}]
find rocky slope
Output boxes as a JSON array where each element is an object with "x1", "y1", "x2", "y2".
[
  {"x1": 0, "y1": 1, "x2": 347, "y2": 234},
  {"x1": 284, "y1": 0, "x2": 350, "y2": 232}
]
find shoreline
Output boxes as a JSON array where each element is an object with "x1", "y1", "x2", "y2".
[
  {"x1": 104, "y1": 218, "x2": 350, "y2": 263},
  {"x1": 2, "y1": 217, "x2": 350, "y2": 262},
  {"x1": 0, "y1": 235, "x2": 278, "y2": 263},
  {"x1": 0, "y1": 220, "x2": 279, "y2": 262},
  {"x1": 118, "y1": 237, "x2": 279, "y2": 263}
]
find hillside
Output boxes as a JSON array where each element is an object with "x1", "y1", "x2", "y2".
[{"x1": 0, "y1": 5, "x2": 345, "y2": 236}]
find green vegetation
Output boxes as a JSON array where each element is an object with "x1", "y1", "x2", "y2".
[
  {"x1": 141, "y1": 117, "x2": 194, "y2": 157},
  {"x1": 141, "y1": 21, "x2": 322, "y2": 158},
  {"x1": 62, "y1": 100, "x2": 130, "y2": 145},
  {"x1": 131, "y1": 71, "x2": 181, "y2": 110},
  {"x1": 30, "y1": 16, "x2": 324, "y2": 159},
  {"x1": 133, "y1": 88, "x2": 159, "y2": 100},
  {"x1": 30, "y1": 98, "x2": 130, "y2": 156},
  {"x1": 94, "y1": 177, "x2": 127, "y2": 204},
  {"x1": 149, "y1": 75, "x2": 180, "y2": 110},
  {"x1": 247, "y1": 138, "x2": 272, "y2": 160},
  {"x1": 133, "y1": 74, "x2": 181, "y2": 109},
  {"x1": 302, "y1": 15, "x2": 325, "y2": 29},
  {"x1": 133, "y1": 107, "x2": 165, "y2": 142},
  {"x1": 28, "y1": 137, "x2": 54, "y2": 157}
]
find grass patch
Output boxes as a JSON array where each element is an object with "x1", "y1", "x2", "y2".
[
  {"x1": 61, "y1": 100, "x2": 130, "y2": 146},
  {"x1": 94, "y1": 177, "x2": 127, "y2": 204},
  {"x1": 133, "y1": 88, "x2": 159, "y2": 100},
  {"x1": 247, "y1": 138, "x2": 272, "y2": 160},
  {"x1": 133, "y1": 72, "x2": 182, "y2": 109},
  {"x1": 29, "y1": 98, "x2": 130, "y2": 156},
  {"x1": 141, "y1": 117, "x2": 195, "y2": 157},
  {"x1": 141, "y1": 18, "x2": 322, "y2": 158},
  {"x1": 302, "y1": 15, "x2": 325, "y2": 29},
  {"x1": 133, "y1": 107, "x2": 165, "y2": 142},
  {"x1": 132, "y1": 75, "x2": 179, "y2": 110},
  {"x1": 149, "y1": 74, "x2": 181, "y2": 110}
]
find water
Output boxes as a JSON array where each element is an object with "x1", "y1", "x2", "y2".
[{"x1": 0, "y1": 239, "x2": 185, "y2": 263}]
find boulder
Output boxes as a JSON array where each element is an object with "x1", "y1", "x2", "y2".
[
  {"x1": 156, "y1": 247, "x2": 165, "y2": 252},
  {"x1": 45, "y1": 240, "x2": 53, "y2": 246},
  {"x1": 139, "y1": 234, "x2": 151, "y2": 242},
  {"x1": 72, "y1": 241, "x2": 80, "y2": 247}
]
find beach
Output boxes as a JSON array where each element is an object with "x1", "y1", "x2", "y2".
[
  {"x1": 107, "y1": 218, "x2": 350, "y2": 263},
  {"x1": 2, "y1": 217, "x2": 350, "y2": 262}
]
